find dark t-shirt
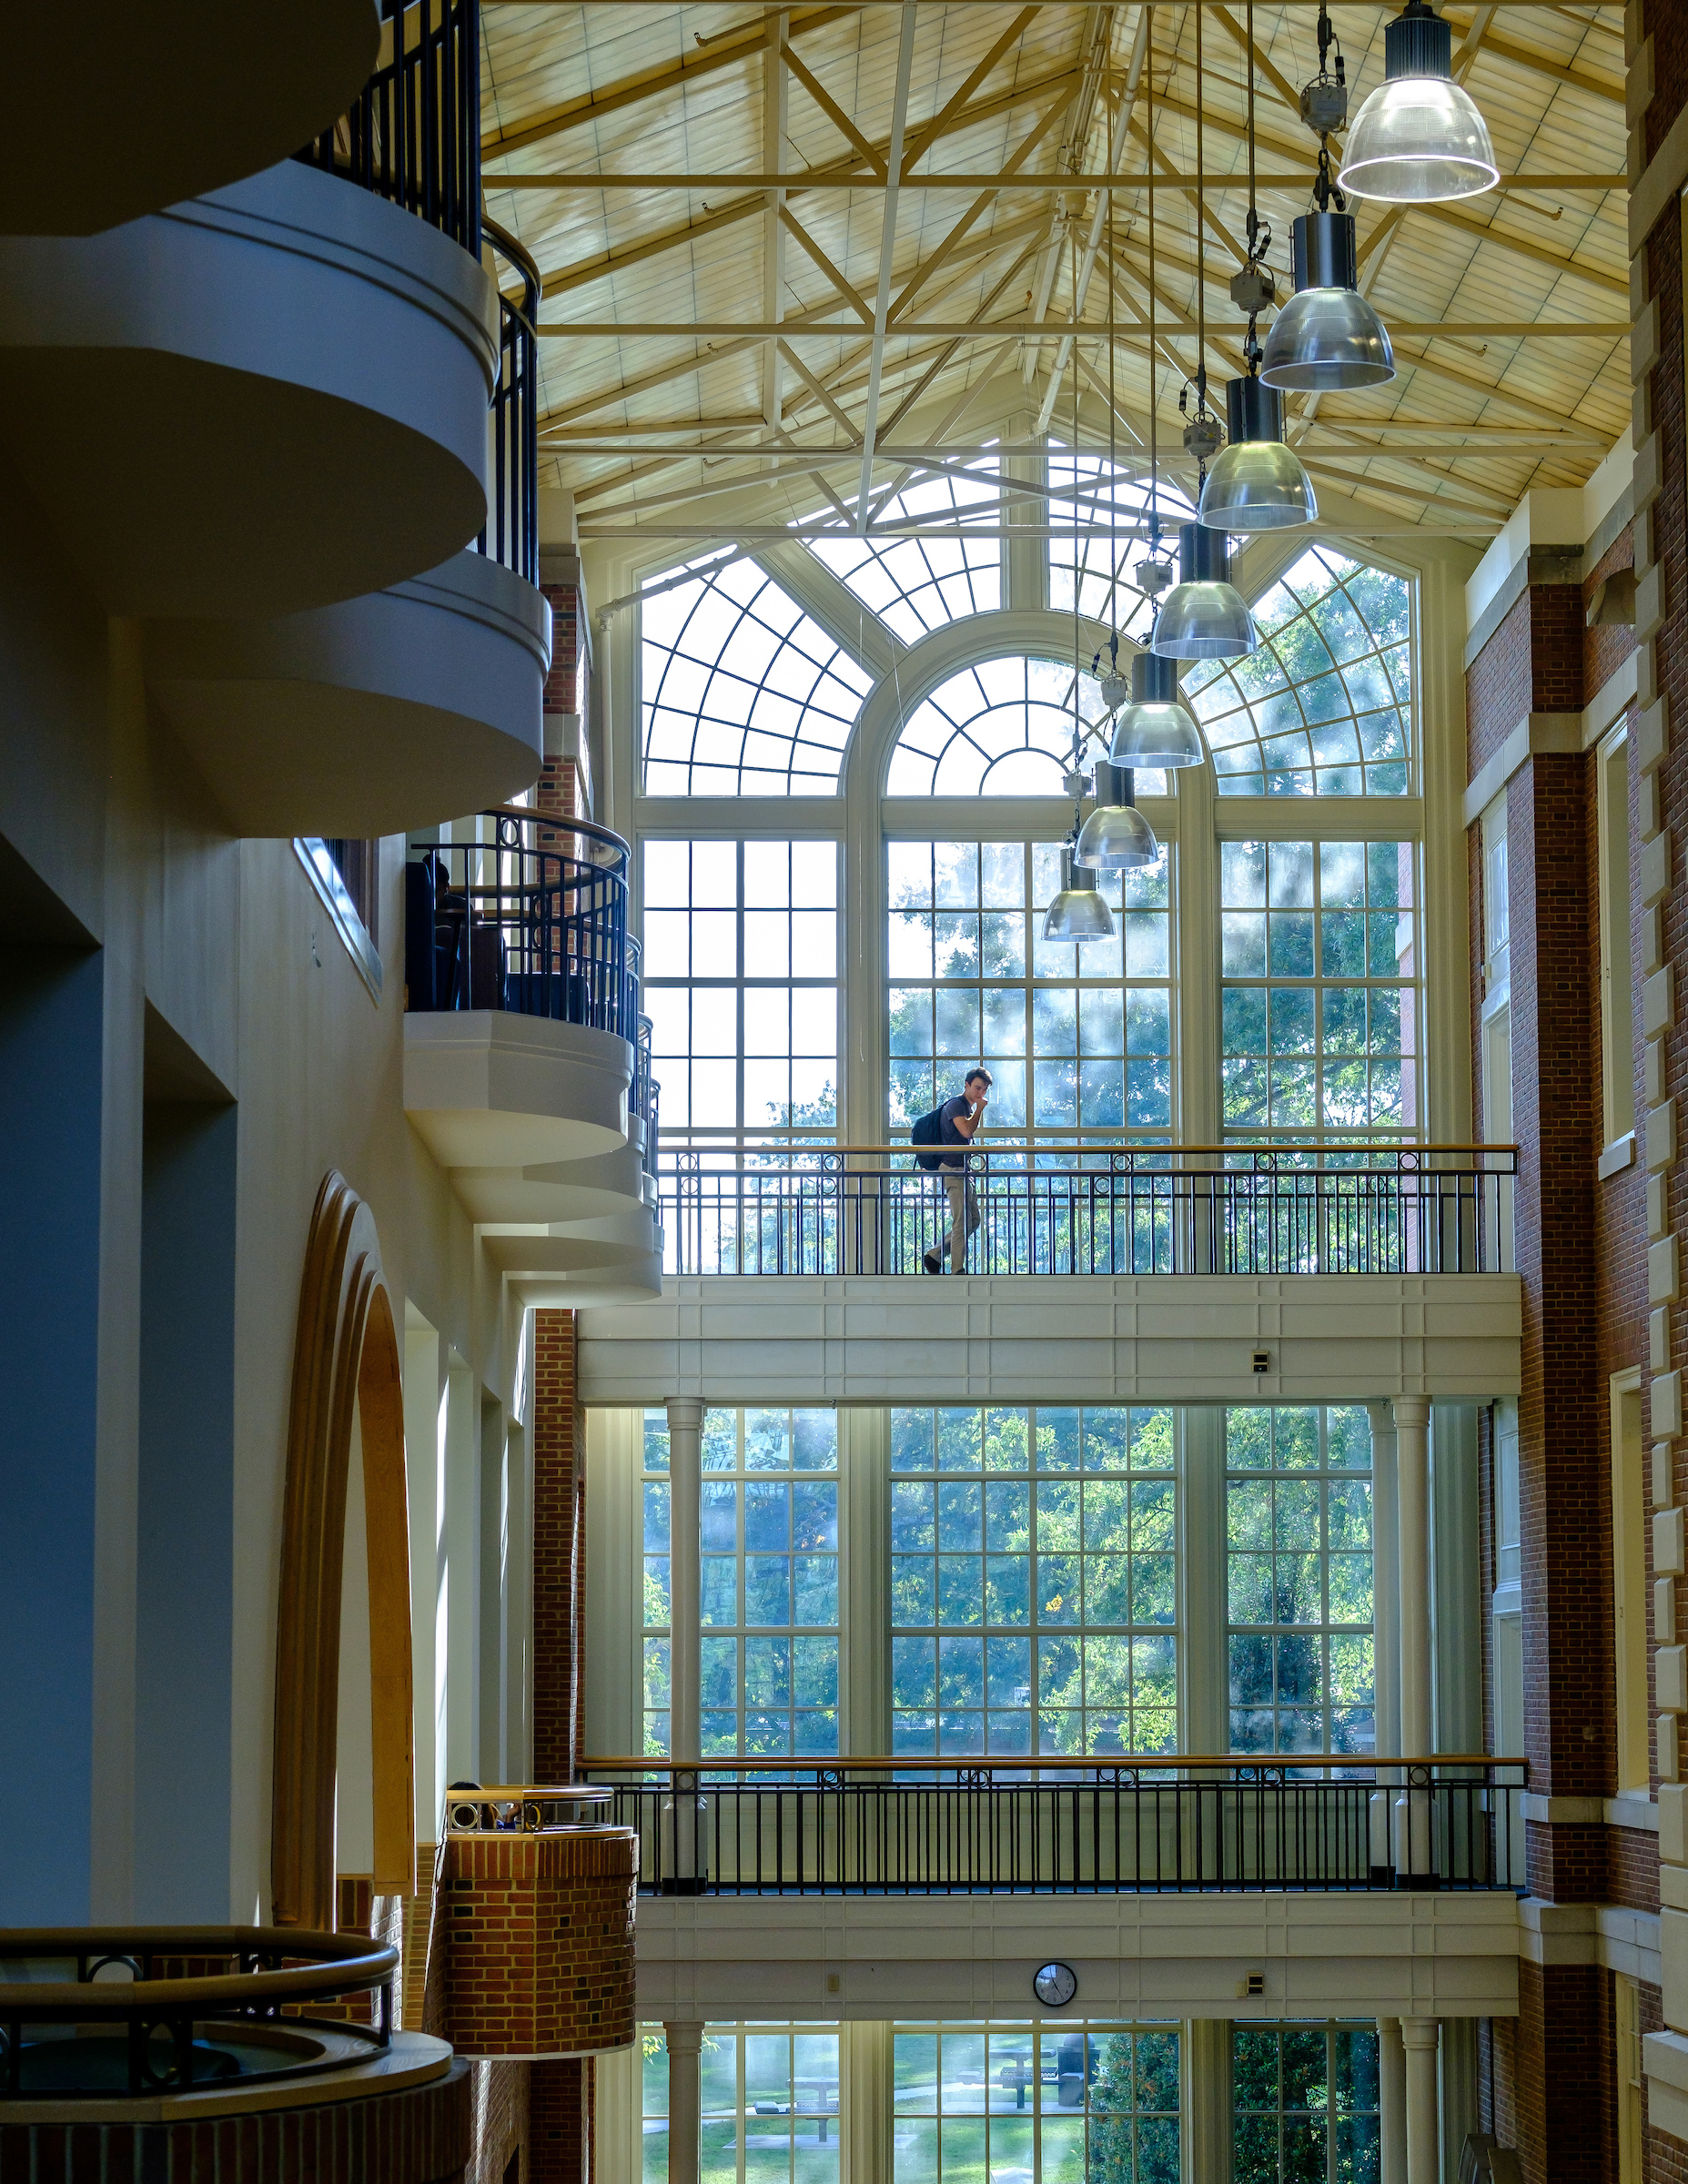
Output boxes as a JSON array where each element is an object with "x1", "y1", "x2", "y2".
[{"x1": 938, "y1": 1094, "x2": 972, "y2": 1168}]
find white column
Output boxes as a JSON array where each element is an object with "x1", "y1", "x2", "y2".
[
  {"x1": 1180, "y1": 1411, "x2": 1228, "y2": 1758},
  {"x1": 1394, "y1": 1397, "x2": 1434, "y2": 1883},
  {"x1": 1401, "y1": 2018, "x2": 1440, "y2": 2184},
  {"x1": 666, "y1": 1398, "x2": 703, "y2": 1764},
  {"x1": 1368, "y1": 1405, "x2": 1400, "y2": 1881},
  {"x1": 841, "y1": 1410, "x2": 890, "y2": 1758},
  {"x1": 843, "y1": 2019, "x2": 892, "y2": 2184},
  {"x1": 1185, "y1": 2018, "x2": 1233, "y2": 2184},
  {"x1": 1378, "y1": 2017, "x2": 1407, "y2": 2184},
  {"x1": 664, "y1": 2020, "x2": 705, "y2": 2184}
]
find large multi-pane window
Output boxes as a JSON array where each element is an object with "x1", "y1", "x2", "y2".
[
  {"x1": 887, "y1": 842, "x2": 1172, "y2": 1141},
  {"x1": 1220, "y1": 840, "x2": 1419, "y2": 1141},
  {"x1": 701, "y1": 1408, "x2": 840, "y2": 1763},
  {"x1": 641, "y1": 557, "x2": 874, "y2": 796},
  {"x1": 893, "y1": 2021, "x2": 1179, "y2": 2184},
  {"x1": 806, "y1": 463, "x2": 1001, "y2": 642},
  {"x1": 889, "y1": 1406, "x2": 1177, "y2": 1757},
  {"x1": 1233, "y1": 2023, "x2": 1380, "y2": 2184},
  {"x1": 643, "y1": 841, "x2": 840, "y2": 1141},
  {"x1": 642, "y1": 1409, "x2": 672, "y2": 1758},
  {"x1": 1226, "y1": 1407, "x2": 1374, "y2": 1757},
  {"x1": 639, "y1": 2023, "x2": 840, "y2": 2184},
  {"x1": 1184, "y1": 548, "x2": 1412, "y2": 797}
]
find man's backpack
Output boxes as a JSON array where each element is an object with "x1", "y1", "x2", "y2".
[{"x1": 911, "y1": 1106, "x2": 948, "y2": 1171}]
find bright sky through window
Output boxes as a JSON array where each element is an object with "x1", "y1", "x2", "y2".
[{"x1": 641, "y1": 555, "x2": 873, "y2": 796}]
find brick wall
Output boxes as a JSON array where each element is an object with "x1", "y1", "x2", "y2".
[
  {"x1": 0, "y1": 2060, "x2": 474, "y2": 2184},
  {"x1": 1586, "y1": 525, "x2": 1639, "y2": 704},
  {"x1": 1469, "y1": 591, "x2": 1533, "y2": 775},
  {"x1": 470, "y1": 2063, "x2": 531, "y2": 2184},
  {"x1": 1485, "y1": 1961, "x2": 1612, "y2": 2184},
  {"x1": 533, "y1": 1310, "x2": 585, "y2": 1784},
  {"x1": 531, "y1": 2059, "x2": 594, "y2": 2184},
  {"x1": 440, "y1": 1829, "x2": 637, "y2": 2059}
]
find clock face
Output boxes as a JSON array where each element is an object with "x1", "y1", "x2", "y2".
[{"x1": 1033, "y1": 1961, "x2": 1077, "y2": 2007}]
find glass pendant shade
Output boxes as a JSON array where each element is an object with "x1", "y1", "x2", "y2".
[
  {"x1": 1152, "y1": 522, "x2": 1258, "y2": 661},
  {"x1": 1260, "y1": 214, "x2": 1396, "y2": 392},
  {"x1": 1076, "y1": 760, "x2": 1159, "y2": 869},
  {"x1": 1109, "y1": 652, "x2": 1206, "y2": 769},
  {"x1": 1042, "y1": 845, "x2": 1116, "y2": 941},
  {"x1": 1198, "y1": 377, "x2": 1317, "y2": 531},
  {"x1": 1337, "y1": 1, "x2": 1498, "y2": 202}
]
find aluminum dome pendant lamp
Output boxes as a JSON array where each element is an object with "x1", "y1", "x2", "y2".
[
  {"x1": 1109, "y1": 652, "x2": 1206, "y2": 770},
  {"x1": 1198, "y1": 374, "x2": 1318, "y2": 531},
  {"x1": 1043, "y1": 843, "x2": 1117, "y2": 941},
  {"x1": 1153, "y1": 521, "x2": 1258, "y2": 662},
  {"x1": 1338, "y1": 0, "x2": 1499, "y2": 204},
  {"x1": 1262, "y1": 211, "x2": 1396, "y2": 391},
  {"x1": 1076, "y1": 760, "x2": 1158, "y2": 871}
]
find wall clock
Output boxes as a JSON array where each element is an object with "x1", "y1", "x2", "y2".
[{"x1": 1033, "y1": 1961, "x2": 1077, "y2": 2007}]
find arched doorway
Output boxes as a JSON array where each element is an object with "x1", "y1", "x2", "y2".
[{"x1": 271, "y1": 1170, "x2": 414, "y2": 1930}]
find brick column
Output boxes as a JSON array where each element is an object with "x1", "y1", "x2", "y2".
[{"x1": 530, "y1": 1309, "x2": 592, "y2": 2183}]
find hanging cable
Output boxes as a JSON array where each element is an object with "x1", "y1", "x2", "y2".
[
  {"x1": 1178, "y1": 1, "x2": 1221, "y2": 480},
  {"x1": 1229, "y1": 0, "x2": 1276, "y2": 370},
  {"x1": 1300, "y1": 0, "x2": 1349, "y2": 211}
]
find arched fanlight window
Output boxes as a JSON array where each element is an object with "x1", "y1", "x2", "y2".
[
  {"x1": 1183, "y1": 547, "x2": 1412, "y2": 796},
  {"x1": 805, "y1": 460, "x2": 1002, "y2": 642},
  {"x1": 887, "y1": 654, "x2": 1166, "y2": 798},
  {"x1": 641, "y1": 555, "x2": 874, "y2": 796}
]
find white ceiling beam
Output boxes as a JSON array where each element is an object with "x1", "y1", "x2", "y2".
[
  {"x1": 537, "y1": 318, "x2": 1632, "y2": 339},
  {"x1": 763, "y1": 11, "x2": 790, "y2": 434},
  {"x1": 854, "y1": 0, "x2": 919, "y2": 529}
]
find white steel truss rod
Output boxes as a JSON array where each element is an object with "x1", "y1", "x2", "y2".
[{"x1": 854, "y1": 0, "x2": 919, "y2": 530}]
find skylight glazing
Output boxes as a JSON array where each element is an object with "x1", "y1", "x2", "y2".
[
  {"x1": 887, "y1": 654, "x2": 1165, "y2": 798},
  {"x1": 1047, "y1": 447, "x2": 1196, "y2": 644}
]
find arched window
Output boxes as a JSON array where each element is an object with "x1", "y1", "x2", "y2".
[
  {"x1": 806, "y1": 461, "x2": 1001, "y2": 642},
  {"x1": 887, "y1": 654, "x2": 1164, "y2": 798},
  {"x1": 1183, "y1": 547, "x2": 1413, "y2": 796},
  {"x1": 642, "y1": 556, "x2": 874, "y2": 796}
]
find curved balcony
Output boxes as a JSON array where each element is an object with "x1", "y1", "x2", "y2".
[
  {"x1": 0, "y1": 156, "x2": 495, "y2": 617},
  {"x1": 5, "y1": 3, "x2": 379, "y2": 237},
  {"x1": 0, "y1": 1929, "x2": 461, "y2": 2159},
  {"x1": 145, "y1": 550, "x2": 549, "y2": 838},
  {"x1": 404, "y1": 816, "x2": 662, "y2": 1305}
]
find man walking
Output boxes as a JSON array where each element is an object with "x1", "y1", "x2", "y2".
[{"x1": 925, "y1": 1067, "x2": 991, "y2": 1274}]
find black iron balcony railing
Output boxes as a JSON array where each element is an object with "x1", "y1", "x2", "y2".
[
  {"x1": 584, "y1": 1756, "x2": 1525, "y2": 1897},
  {"x1": 657, "y1": 1142, "x2": 1518, "y2": 1278},
  {"x1": 298, "y1": 0, "x2": 480, "y2": 253},
  {"x1": 481, "y1": 217, "x2": 541, "y2": 585},
  {"x1": 406, "y1": 807, "x2": 642, "y2": 1039},
  {"x1": 0, "y1": 1927, "x2": 395, "y2": 2098}
]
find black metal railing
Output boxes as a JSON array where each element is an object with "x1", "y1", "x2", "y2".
[
  {"x1": 634, "y1": 1009, "x2": 662, "y2": 1194},
  {"x1": 405, "y1": 807, "x2": 640, "y2": 1039},
  {"x1": 480, "y1": 217, "x2": 541, "y2": 584},
  {"x1": 0, "y1": 1927, "x2": 394, "y2": 2098},
  {"x1": 298, "y1": 0, "x2": 480, "y2": 253},
  {"x1": 656, "y1": 1143, "x2": 1518, "y2": 1277},
  {"x1": 583, "y1": 1758, "x2": 1524, "y2": 1896}
]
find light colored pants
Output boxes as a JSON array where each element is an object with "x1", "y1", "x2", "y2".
[{"x1": 940, "y1": 1168, "x2": 980, "y2": 1271}]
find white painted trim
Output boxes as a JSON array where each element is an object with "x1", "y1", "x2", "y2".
[
  {"x1": 1608, "y1": 1791, "x2": 1661, "y2": 1833},
  {"x1": 1601, "y1": 1134, "x2": 1638, "y2": 1179},
  {"x1": 1520, "y1": 1794, "x2": 1603, "y2": 1824},
  {"x1": 1515, "y1": 1896, "x2": 1663, "y2": 1986}
]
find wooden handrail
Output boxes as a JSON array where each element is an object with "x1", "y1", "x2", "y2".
[
  {"x1": 655, "y1": 1138, "x2": 1518, "y2": 1158},
  {"x1": 0, "y1": 1926, "x2": 397, "y2": 2013}
]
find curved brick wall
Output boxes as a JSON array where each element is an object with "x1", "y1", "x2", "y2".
[
  {"x1": 441, "y1": 1828, "x2": 636, "y2": 2060},
  {"x1": 0, "y1": 2056, "x2": 471, "y2": 2184}
]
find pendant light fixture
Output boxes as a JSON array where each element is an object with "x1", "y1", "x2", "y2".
[
  {"x1": 1044, "y1": 843, "x2": 1117, "y2": 941},
  {"x1": 1076, "y1": 760, "x2": 1158, "y2": 870},
  {"x1": 1262, "y1": 209, "x2": 1395, "y2": 391},
  {"x1": 1198, "y1": 12, "x2": 1317, "y2": 534},
  {"x1": 1338, "y1": 0, "x2": 1499, "y2": 204},
  {"x1": 1153, "y1": 520, "x2": 1258, "y2": 660},
  {"x1": 1110, "y1": 650, "x2": 1206, "y2": 769}
]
